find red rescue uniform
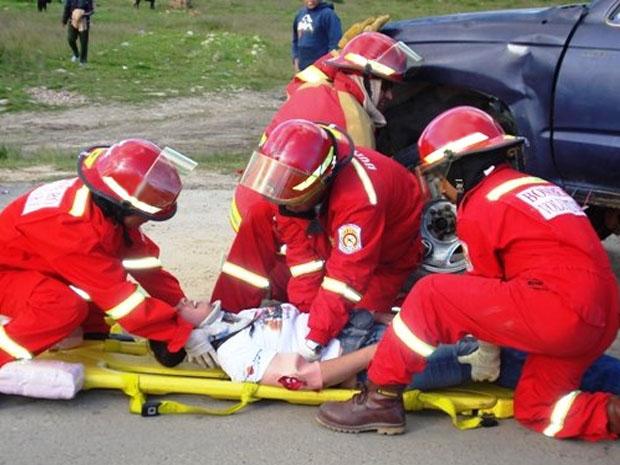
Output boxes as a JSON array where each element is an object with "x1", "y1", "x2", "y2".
[
  {"x1": 0, "y1": 178, "x2": 192, "y2": 367},
  {"x1": 216, "y1": 65, "x2": 392, "y2": 327},
  {"x1": 268, "y1": 71, "x2": 376, "y2": 149},
  {"x1": 284, "y1": 52, "x2": 339, "y2": 97},
  {"x1": 212, "y1": 146, "x2": 425, "y2": 345},
  {"x1": 228, "y1": 69, "x2": 375, "y2": 233},
  {"x1": 368, "y1": 165, "x2": 620, "y2": 441}
]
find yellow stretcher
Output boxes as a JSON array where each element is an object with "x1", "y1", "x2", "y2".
[{"x1": 41, "y1": 340, "x2": 514, "y2": 430}]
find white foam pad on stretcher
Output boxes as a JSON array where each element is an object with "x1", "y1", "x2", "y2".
[{"x1": 0, "y1": 359, "x2": 84, "y2": 399}]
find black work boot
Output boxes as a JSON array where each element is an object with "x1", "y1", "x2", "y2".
[
  {"x1": 316, "y1": 382, "x2": 406, "y2": 434},
  {"x1": 608, "y1": 396, "x2": 620, "y2": 434}
]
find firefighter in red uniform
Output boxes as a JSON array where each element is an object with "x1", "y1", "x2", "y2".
[
  {"x1": 270, "y1": 31, "x2": 422, "y2": 149},
  {"x1": 215, "y1": 32, "x2": 423, "y2": 313},
  {"x1": 0, "y1": 139, "x2": 219, "y2": 375},
  {"x1": 229, "y1": 32, "x2": 422, "y2": 231},
  {"x1": 316, "y1": 106, "x2": 620, "y2": 440},
  {"x1": 218, "y1": 119, "x2": 425, "y2": 361}
]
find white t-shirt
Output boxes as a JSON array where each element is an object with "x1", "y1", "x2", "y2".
[{"x1": 216, "y1": 304, "x2": 341, "y2": 384}]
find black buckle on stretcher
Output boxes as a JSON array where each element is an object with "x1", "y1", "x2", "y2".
[
  {"x1": 479, "y1": 413, "x2": 498, "y2": 428},
  {"x1": 141, "y1": 401, "x2": 162, "y2": 417}
]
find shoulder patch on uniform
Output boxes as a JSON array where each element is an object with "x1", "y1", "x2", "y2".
[
  {"x1": 516, "y1": 185, "x2": 586, "y2": 220},
  {"x1": 337, "y1": 223, "x2": 362, "y2": 254},
  {"x1": 22, "y1": 179, "x2": 75, "y2": 215}
]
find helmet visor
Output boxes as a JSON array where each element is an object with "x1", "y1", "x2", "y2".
[
  {"x1": 240, "y1": 151, "x2": 327, "y2": 206},
  {"x1": 342, "y1": 41, "x2": 422, "y2": 81},
  {"x1": 103, "y1": 147, "x2": 198, "y2": 219}
]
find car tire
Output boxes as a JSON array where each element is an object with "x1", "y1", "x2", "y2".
[
  {"x1": 378, "y1": 85, "x2": 516, "y2": 274},
  {"x1": 585, "y1": 205, "x2": 613, "y2": 240}
]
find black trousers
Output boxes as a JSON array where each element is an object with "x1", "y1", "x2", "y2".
[
  {"x1": 134, "y1": 0, "x2": 155, "y2": 8},
  {"x1": 67, "y1": 25, "x2": 89, "y2": 63}
]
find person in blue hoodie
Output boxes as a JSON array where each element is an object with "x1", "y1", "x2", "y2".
[{"x1": 292, "y1": 0, "x2": 342, "y2": 72}]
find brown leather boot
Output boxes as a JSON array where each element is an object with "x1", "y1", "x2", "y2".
[
  {"x1": 608, "y1": 396, "x2": 620, "y2": 434},
  {"x1": 316, "y1": 382, "x2": 406, "y2": 434}
]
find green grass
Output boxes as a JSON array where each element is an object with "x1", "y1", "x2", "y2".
[
  {"x1": 0, "y1": 0, "x2": 567, "y2": 172},
  {"x1": 0, "y1": 144, "x2": 76, "y2": 171},
  {"x1": 1, "y1": 0, "x2": 567, "y2": 112},
  {"x1": 0, "y1": 0, "x2": 291, "y2": 111},
  {"x1": 0, "y1": 142, "x2": 250, "y2": 173}
]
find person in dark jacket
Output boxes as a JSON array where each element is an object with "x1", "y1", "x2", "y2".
[
  {"x1": 291, "y1": 0, "x2": 342, "y2": 72},
  {"x1": 61, "y1": 0, "x2": 94, "y2": 65}
]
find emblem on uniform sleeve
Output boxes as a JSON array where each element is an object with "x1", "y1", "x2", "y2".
[
  {"x1": 337, "y1": 224, "x2": 362, "y2": 254},
  {"x1": 516, "y1": 185, "x2": 586, "y2": 220}
]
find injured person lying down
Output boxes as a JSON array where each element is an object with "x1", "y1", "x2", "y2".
[
  {"x1": 1, "y1": 301, "x2": 619, "y2": 399},
  {"x1": 173, "y1": 301, "x2": 382, "y2": 390},
  {"x1": 151, "y1": 300, "x2": 620, "y2": 395}
]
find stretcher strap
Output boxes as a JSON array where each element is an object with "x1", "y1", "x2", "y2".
[
  {"x1": 403, "y1": 389, "x2": 499, "y2": 430},
  {"x1": 120, "y1": 372, "x2": 260, "y2": 417},
  {"x1": 418, "y1": 392, "x2": 483, "y2": 430}
]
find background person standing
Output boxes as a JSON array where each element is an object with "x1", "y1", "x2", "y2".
[
  {"x1": 292, "y1": 0, "x2": 342, "y2": 72},
  {"x1": 62, "y1": 0, "x2": 94, "y2": 65}
]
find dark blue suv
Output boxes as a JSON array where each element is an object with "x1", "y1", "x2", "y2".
[{"x1": 377, "y1": 0, "x2": 620, "y2": 259}]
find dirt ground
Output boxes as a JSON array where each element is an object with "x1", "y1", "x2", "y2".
[{"x1": 0, "y1": 89, "x2": 284, "y2": 156}]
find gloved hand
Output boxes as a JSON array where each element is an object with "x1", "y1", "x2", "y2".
[
  {"x1": 298, "y1": 338, "x2": 324, "y2": 362},
  {"x1": 363, "y1": 14, "x2": 391, "y2": 33},
  {"x1": 457, "y1": 340, "x2": 500, "y2": 382},
  {"x1": 338, "y1": 14, "x2": 391, "y2": 49},
  {"x1": 184, "y1": 328, "x2": 219, "y2": 369}
]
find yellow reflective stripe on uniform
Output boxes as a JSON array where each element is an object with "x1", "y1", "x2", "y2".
[
  {"x1": 486, "y1": 176, "x2": 548, "y2": 201},
  {"x1": 543, "y1": 390, "x2": 581, "y2": 437},
  {"x1": 69, "y1": 285, "x2": 92, "y2": 301},
  {"x1": 105, "y1": 286, "x2": 147, "y2": 320},
  {"x1": 321, "y1": 276, "x2": 362, "y2": 303},
  {"x1": 392, "y1": 312, "x2": 436, "y2": 358},
  {"x1": 229, "y1": 198, "x2": 242, "y2": 233},
  {"x1": 0, "y1": 326, "x2": 33, "y2": 360},
  {"x1": 222, "y1": 261, "x2": 270, "y2": 289},
  {"x1": 351, "y1": 158, "x2": 377, "y2": 205},
  {"x1": 69, "y1": 185, "x2": 90, "y2": 217},
  {"x1": 337, "y1": 91, "x2": 375, "y2": 148},
  {"x1": 290, "y1": 260, "x2": 324, "y2": 278},
  {"x1": 295, "y1": 65, "x2": 329, "y2": 84},
  {"x1": 122, "y1": 257, "x2": 162, "y2": 270}
]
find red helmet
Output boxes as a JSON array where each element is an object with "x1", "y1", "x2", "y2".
[
  {"x1": 418, "y1": 106, "x2": 524, "y2": 173},
  {"x1": 78, "y1": 138, "x2": 195, "y2": 221},
  {"x1": 326, "y1": 32, "x2": 422, "y2": 82},
  {"x1": 240, "y1": 119, "x2": 352, "y2": 206}
]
